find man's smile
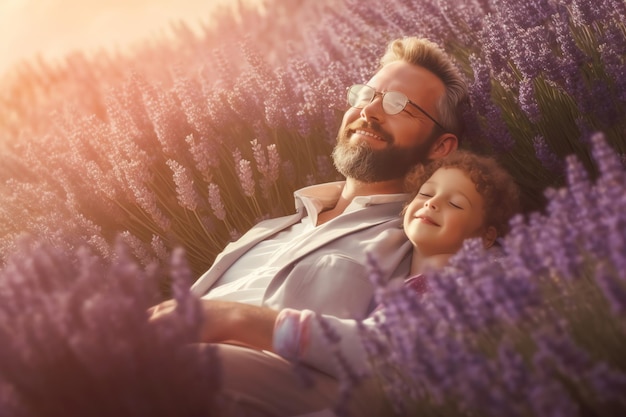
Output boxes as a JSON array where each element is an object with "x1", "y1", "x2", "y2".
[{"x1": 350, "y1": 128, "x2": 391, "y2": 144}]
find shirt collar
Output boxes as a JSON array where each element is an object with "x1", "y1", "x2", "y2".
[{"x1": 294, "y1": 181, "x2": 409, "y2": 224}]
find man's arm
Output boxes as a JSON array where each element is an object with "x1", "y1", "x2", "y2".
[
  {"x1": 149, "y1": 298, "x2": 379, "y2": 379},
  {"x1": 149, "y1": 299, "x2": 278, "y2": 351}
]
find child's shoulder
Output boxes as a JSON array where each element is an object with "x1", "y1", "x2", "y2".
[{"x1": 404, "y1": 274, "x2": 428, "y2": 295}]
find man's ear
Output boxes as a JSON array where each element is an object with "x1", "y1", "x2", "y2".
[
  {"x1": 482, "y1": 226, "x2": 498, "y2": 249},
  {"x1": 427, "y1": 133, "x2": 458, "y2": 160}
]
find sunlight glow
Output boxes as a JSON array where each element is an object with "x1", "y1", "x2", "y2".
[{"x1": 0, "y1": 0, "x2": 252, "y2": 76}]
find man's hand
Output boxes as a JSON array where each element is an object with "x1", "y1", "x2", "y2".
[
  {"x1": 147, "y1": 298, "x2": 178, "y2": 321},
  {"x1": 149, "y1": 299, "x2": 279, "y2": 351}
]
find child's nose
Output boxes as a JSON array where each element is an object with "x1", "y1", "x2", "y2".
[{"x1": 425, "y1": 199, "x2": 438, "y2": 210}]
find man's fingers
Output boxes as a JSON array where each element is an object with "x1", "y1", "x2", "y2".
[{"x1": 147, "y1": 299, "x2": 177, "y2": 320}]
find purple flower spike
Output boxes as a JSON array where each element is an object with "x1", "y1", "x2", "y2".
[{"x1": 0, "y1": 240, "x2": 219, "y2": 417}]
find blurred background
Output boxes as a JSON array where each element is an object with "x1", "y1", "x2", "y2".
[{"x1": 0, "y1": 0, "x2": 258, "y2": 77}]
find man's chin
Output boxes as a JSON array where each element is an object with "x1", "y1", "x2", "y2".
[
  {"x1": 334, "y1": 155, "x2": 406, "y2": 183},
  {"x1": 350, "y1": 137, "x2": 389, "y2": 152}
]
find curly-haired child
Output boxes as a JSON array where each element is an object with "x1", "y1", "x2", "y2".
[{"x1": 273, "y1": 150, "x2": 521, "y2": 415}]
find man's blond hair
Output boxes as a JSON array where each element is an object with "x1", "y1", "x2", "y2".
[{"x1": 380, "y1": 37, "x2": 468, "y2": 137}]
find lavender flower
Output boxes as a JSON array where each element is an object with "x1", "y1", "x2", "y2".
[
  {"x1": 184, "y1": 133, "x2": 221, "y2": 177},
  {"x1": 167, "y1": 159, "x2": 201, "y2": 212},
  {"x1": 207, "y1": 183, "x2": 227, "y2": 221},
  {"x1": 594, "y1": 261, "x2": 626, "y2": 316},
  {"x1": 0, "y1": 239, "x2": 219, "y2": 417},
  {"x1": 533, "y1": 135, "x2": 564, "y2": 175},
  {"x1": 236, "y1": 159, "x2": 256, "y2": 198}
]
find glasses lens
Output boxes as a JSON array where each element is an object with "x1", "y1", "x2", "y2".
[
  {"x1": 382, "y1": 91, "x2": 407, "y2": 115},
  {"x1": 348, "y1": 84, "x2": 374, "y2": 108}
]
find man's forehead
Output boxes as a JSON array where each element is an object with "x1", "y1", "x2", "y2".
[{"x1": 366, "y1": 61, "x2": 444, "y2": 96}]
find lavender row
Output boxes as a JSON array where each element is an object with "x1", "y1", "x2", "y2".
[{"x1": 0, "y1": 0, "x2": 624, "y2": 288}]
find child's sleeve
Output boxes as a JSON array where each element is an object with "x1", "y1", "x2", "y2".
[{"x1": 273, "y1": 308, "x2": 377, "y2": 377}]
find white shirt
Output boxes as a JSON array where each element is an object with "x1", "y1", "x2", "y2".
[{"x1": 202, "y1": 181, "x2": 407, "y2": 305}]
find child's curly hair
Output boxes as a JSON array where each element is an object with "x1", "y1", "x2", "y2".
[{"x1": 405, "y1": 150, "x2": 521, "y2": 238}]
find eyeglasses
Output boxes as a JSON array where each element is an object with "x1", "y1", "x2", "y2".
[{"x1": 346, "y1": 84, "x2": 446, "y2": 131}]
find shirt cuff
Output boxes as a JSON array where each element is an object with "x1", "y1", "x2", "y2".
[{"x1": 273, "y1": 308, "x2": 314, "y2": 361}]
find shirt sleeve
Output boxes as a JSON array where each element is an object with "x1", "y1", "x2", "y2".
[
  {"x1": 273, "y1": 308, "x2": 377, "y2": 377},
  {"x1": 272, "y1": 276, "x2": 428, "y2": 378}
]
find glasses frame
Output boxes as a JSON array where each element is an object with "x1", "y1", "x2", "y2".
[{"x1": 346, "y1": 84, "x2": 446, "y2": 131}]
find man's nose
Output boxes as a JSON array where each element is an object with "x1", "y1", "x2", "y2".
[{"x1": 359, "y1": 95, "x2": 386, "y2": 122}]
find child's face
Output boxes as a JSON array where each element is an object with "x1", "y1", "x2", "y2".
[{"x1": 403, "y1": 167, "x2": 487, "y2": 256}]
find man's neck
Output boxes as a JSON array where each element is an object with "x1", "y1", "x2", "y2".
[
  {"x1": 343, "y1": 177, "x2": 406, "y2": 197},
  {"x1": 316, "y1": 177, "x2": 405, "y2": 225}
]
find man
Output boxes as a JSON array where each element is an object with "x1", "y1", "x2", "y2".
[{"x1": 151, "y1": 37, "x2": 467, "y2": 416}]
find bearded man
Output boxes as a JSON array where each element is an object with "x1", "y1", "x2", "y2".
[{"x1": 151, "y1": 37, "x2": 467, "y2": 416}]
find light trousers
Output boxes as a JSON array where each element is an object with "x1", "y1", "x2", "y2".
[{"x1": 211, "y1": 344, "x2": 391, "y2": 417}]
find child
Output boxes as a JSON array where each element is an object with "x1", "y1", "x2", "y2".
[
  {"x1": 272, "y1": 150, "x2": 521, "y2": 415},
  {"x1": 401, "y1": 150, "x2": 520, "y2": 291}
]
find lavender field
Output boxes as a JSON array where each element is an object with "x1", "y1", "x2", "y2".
[{"x1": 0, "y1": 0, "x2": 625, "y2": 415}]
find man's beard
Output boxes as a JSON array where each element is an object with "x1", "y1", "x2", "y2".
[{"x1": 332, "y1": 123, "x2": 435, "y2": 183}]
